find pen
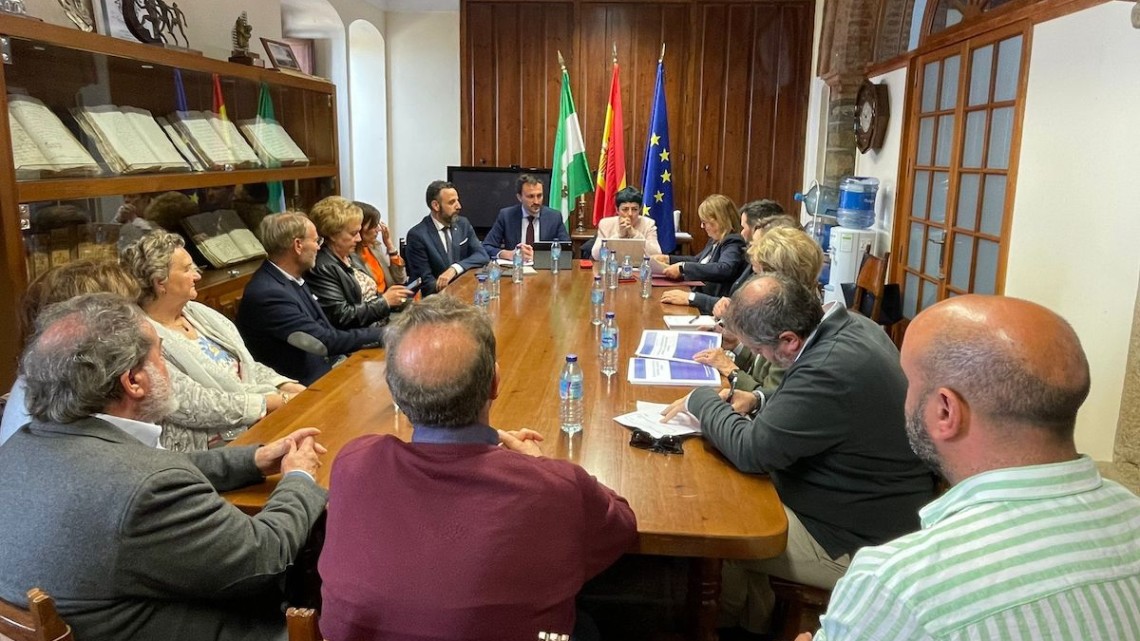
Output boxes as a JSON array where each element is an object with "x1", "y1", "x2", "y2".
[{"x1": 688, "y1": 315, "x2": 701, "y2": 325}]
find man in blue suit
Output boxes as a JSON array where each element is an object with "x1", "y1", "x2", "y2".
[
  {"x1": 482, "y1": 174, "x2": 571, "y2": 262},
  {"x1": 405, "y1": 180, "x2": 490, "y2": 295},
  {"x1": 238, "y1": 212, "x2": 383, "y2": 385}
]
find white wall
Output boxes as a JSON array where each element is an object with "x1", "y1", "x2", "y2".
[
  {"x1": 348, "y1": 20, "x2": 389, "y2": 215},
  {"x1": 853, "y1": 66, "x2": 908, "y2": 248},
  {"x1": 384, "y1": 11, "x2": 462, "y2": 239},
  {"x1": 1005, "y1": 2, "x2": 1140, "y2": 460}
]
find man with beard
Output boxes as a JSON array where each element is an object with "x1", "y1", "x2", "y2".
[
  {"x1": 0, "y1": 294, "x2": 328, "y2": 641},
  {"x1": 796, "y1": 295, "x2": 1140, "y2": 641},
  {"x1": 662, "y1": 273, "x2": 936, "y2": 635},
  {"x1": 405, "y1": 180, "x2": 490, "y2": 295},
  {"x1": 482, "y1": 174, "x2": 571, "y2": 262}
]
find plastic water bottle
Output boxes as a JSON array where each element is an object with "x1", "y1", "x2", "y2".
[
  {"x1": 488, "y1": 260, "x2": 501, "y2": 298},
  {"x1": 599, "y1": 239, "x2": 610, "y2": 277},
  {"x1": 512, "y1": 244, "x2": 524, "y2": 284},
  {"x1": 837, "y1": 176, "x2": 879, "y2": 229},
  {"x1": 621, "y1": 255, "x2": 633, "y2": 280},
  {"x1": 474, "y1": 273, "x2": 490, "y2": 309},
  {"x1": 606, "y1": 251, "x2": 618, "y2": 290},
  {"x1": 639, "y1": 256, "x2": 652, "y2": 299},
  {"x1": 600, "y1": 312, "x2": 619, "y2": 378},
  {"x1": 591, "y1": 275, "x2": 604, "y2": 325},
  {"x1": 559, "y1": 354, "x2": 584, "y2": 435},
  {"x1": 550, "y1": 242, "x2": 562, "y2": 274}
]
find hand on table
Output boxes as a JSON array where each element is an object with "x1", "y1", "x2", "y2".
[
  {"x1": 436, "y1": 267, "x2": 458, "y2": 292},
  {"x1": 712, "y1": 297, "x2": 731, "y2": 319},
  {"x1": 518, "y1": 244, "x2": 535, "y2": 262},
  {"x1": 693, "y1": 347, "x2": 737, "y2": 377},
  {"x1": 719, "y1": 389, "x2": 758, "y2": 415},
  {"x1": 278, "y1": 382, "x2": 306, "y2": 396},
  {"x1": 662, "y1": 263, "x2": 683, "y2": 280},
  {"x1": 659, "y1": 290, "x2": 690, "y2": 306},
  {"x1": 498, "y1": 428, "x2": 544, "y2": 457},
  {"x1": 254, "y1": 427, "x2": 327, "y2": 477}
]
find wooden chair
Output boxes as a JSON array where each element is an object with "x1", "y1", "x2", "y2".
[
  {"x1": 0, "y1": 588, "x2": 72, "y2": 641},
  {"x1": 769, "y1": 578, "x2": 831, "y2": 641},
  {"x1": 286, "y1": 607, "x2": 322, "y2": 641},
  {"x1": 849, "y1": 248, "x2": 891, "y2": 324}
]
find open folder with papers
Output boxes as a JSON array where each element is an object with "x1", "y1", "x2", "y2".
[{"x1": 635, "y1": 330, "x2": 722, "y2": 363}]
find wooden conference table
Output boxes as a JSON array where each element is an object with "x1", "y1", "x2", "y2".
[{"x1": 225, "y1": 264, "x2": 786, "y2": 640}]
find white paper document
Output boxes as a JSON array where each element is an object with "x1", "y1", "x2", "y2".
[
  {"x1": 663, "y1": 315, "x2": 717, "y2": 329},
  {"x1": 614, "y1": 401, "x2": 702, "y2": 439},
  {"x1": 627, "y1": 357, "x2": 720, "y2": 387},
  {"x1": 635, "y1": 330, "x2": 722, "y2": 363}
]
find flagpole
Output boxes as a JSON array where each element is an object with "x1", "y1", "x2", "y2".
[{"x1": 660, "y1": 43, "x2": 665, "y2": 64}]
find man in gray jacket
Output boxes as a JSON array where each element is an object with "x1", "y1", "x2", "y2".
[
  {"x1": 664, "y1": 273, "x2": 935, "y2": 635},
  {"x1": 0, "y1": 293, "x2": 328, "y2": 641}
]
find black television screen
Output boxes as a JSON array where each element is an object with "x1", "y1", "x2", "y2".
[{"x1": 446, "y1": 166, "x2": 552, "y2": 236}]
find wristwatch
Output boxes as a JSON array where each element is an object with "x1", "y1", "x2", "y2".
[{"x1": 750, "y1": 389, "x2": 765, "y2": 413}]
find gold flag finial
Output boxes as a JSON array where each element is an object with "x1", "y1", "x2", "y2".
[
  {"x1": 557, "y1": 50, "x2": 567, "y2": 71},
  {"x1": 612, "y1": 42, "x2": 617, "y2": 65},
  {"x1": 659, "y1": 43, "x2": 665, "y2": 64}
]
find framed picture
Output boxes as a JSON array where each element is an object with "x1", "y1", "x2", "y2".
[
  {"x1": 92, "y1": 0, "x2": 134, "y2": 41},
  {"x1": 261, "y1": 38, "x2": 302, "y2": 73}
]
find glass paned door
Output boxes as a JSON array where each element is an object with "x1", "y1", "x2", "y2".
[{"x1": 897, "y1": 24, "x2": 1028, "y2": 318}]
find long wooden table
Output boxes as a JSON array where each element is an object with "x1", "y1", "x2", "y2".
[{"x1": 225, "y1": 264, "x2": 786, "y2": 639}]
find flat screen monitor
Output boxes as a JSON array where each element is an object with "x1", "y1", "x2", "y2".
[{"x1": 446, "y1": 166, "x2": 552, "y2": 236}]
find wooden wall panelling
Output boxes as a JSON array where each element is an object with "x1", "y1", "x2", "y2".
[{"x1": 766, "y1": 4, "x2": 814, "y2": 211}]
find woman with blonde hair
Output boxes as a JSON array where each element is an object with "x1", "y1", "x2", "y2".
[
  {"x1": 653, "y1": 194, "x2": 746, "y2": 298},
  {"x1": 121, "y1": 231, "x2": 304, "y2": 451},
  {"x1": 306, "y1": 196, "x2": 413, "y2": 330},
  {"x1": 694, "y1": 227, "x2": 824, "y2": 392}
]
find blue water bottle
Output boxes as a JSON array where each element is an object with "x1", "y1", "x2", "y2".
[
  {"x1": 591, "y1": 275, "x2": 604, "y2": 325},
  {"x1": 550, "y1": 242, "x2": 562, "y2": 274}
]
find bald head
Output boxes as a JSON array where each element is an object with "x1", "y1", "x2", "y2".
[
  {"x1": 904, "y1": 295, "x2": 1089, "y2": 440},
  {"x1": 384, "y1": 296, "x2": 496, "y2": 427}
]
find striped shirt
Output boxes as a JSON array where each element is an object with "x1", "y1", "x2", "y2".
[{"x1": 814, "y1": 455, "x2": 1140, "y2": 641}]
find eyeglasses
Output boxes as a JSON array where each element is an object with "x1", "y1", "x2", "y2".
[{"x1": 628, "y1": 429, "x2": 684, "y2": 456}]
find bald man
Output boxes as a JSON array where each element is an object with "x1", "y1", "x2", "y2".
[
  {"x1": 798, "y1": 295, "x2": 1140, "y2": 641},
  {"x1": 317, "y1": 295, "x2": 636, "y2": 641}
]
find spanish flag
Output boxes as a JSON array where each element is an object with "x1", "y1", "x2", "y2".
[{"x1": 591, "y1": 53, "x2": 626, "y2": 226}]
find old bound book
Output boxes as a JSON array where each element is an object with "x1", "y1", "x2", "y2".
[
  {"x1": 237, "y1": 117, "x2": 308, "y2": 166},
  {"x1": 168, "y1": 110, "x2": 261, "y2": 170},
  {"x1": 72, "y1": 105, "x2": 191, "y2": 174},
  {"x1": 7, "y1": 94, "x2": 101, "y2": 179},
  {"x1": 181, "y1": 209, "x2": 266, "y2": 268}
]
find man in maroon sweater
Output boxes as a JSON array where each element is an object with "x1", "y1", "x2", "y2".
[{"x1": 318, "y1": 295, "x2": 638, "y2": 641}]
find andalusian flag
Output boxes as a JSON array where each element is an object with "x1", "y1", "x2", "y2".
[
  {"x1": 591, "y1": 51, "x2": 626, "y2": 226},
  {"x1": 640, "y1": 51, "x2": 675, "y2": 252},
  {"x1": 257, "y1": 82, "x2": 287, "y2": 212},
  {"x1": 550, "y1": 53, "x2": 593, "y2": 227}
]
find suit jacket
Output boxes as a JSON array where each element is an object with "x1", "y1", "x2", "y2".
[
  {"x1": 405, "y1": 214, "x2": 490, "y2": 296},
  {"x1": 687, "y1": 306, "x2": 936, "y2": 558},
  {"x1": 0, "y1": 417, "x2": 328, "y2": 641},
  {"x1": 482, "y1": 205, "x2": 571, "y2": 257},
  {"x1": 305, "y1": 246, "x2": 394, "y2": 330},
  {"x1": 690, "y1": 263, "x2": 754, "y2": 315},
  {"x1": 668, "y1": 233, "x2": 747, "y2": 297},
  {"x1": 590, "y1": 215, "x2": 662, "y2": 260},
  {"x1": 319, "y1": 433, "x2": 638, "y2": 641},
  {"x1": 237, "y1": 261, "x2": 381, "y2": 385}
]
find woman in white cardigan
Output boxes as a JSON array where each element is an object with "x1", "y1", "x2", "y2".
[{"x1": 121, "y1": 231, "x2": 306, "y2": 451}]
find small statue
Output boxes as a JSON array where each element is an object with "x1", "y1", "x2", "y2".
[
  {"x1": 57, "y1": 0, "x2": 95, "y2": 31},
  {"x1": 229, "y1": 12, "x2": 260, "y2": 65},
  {"x1": 169, "y1": 3, "x2": 188, "y2": 47}
]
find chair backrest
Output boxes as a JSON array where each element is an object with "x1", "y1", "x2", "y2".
[
  {"x1": 286, "y1": 607, "x2": 322, "y2": 641},
  {"x1": 850, "y1": 247, "x2": 891, "y2": 323},
  {"x1": 0, "y1": 589, "x2": 72, "y2": 641}
]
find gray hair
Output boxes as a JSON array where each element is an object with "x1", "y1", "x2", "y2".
[
  {"x1": 259, "y1": 211, "x2": 311, "y2": 257},
  {"x1": 918, "y1": 325, "x2": 1090, "y2": 439},
  {"x1": 21, "y1": 293, "x2": 152, "y2": 424},
  {"x1": 384, "y1": 296, "x2": 496, "y2": 427},
  {"x1": 119, "y1": 230, "x2": 184, "y2": 306},
  {"x1": 725, "y1": 273, "x2": 823, "y2": 344}
]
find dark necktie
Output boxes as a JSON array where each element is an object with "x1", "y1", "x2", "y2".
[
  {"x1": 525, "y1": 216, "x2": 536, "y2": 246},
  {"x1": 442, "y1": 225, "x2": 455, "y2": 261}
]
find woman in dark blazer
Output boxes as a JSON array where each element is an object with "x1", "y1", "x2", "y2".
[
  {"x1": 306, "y1": 196, "x2": 414, "y2": 330},
  {"x1": 653, "y1": 194, "x2": 747, "y2": 298}
]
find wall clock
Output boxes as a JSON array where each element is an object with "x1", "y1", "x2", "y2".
[{"x1": 855, "y1": 79, "x2": 890, "y2": 154}]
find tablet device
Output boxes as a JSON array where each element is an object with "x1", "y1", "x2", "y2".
[{"x1": 531, "y1": 241, "x2": 572, "y2": 270}]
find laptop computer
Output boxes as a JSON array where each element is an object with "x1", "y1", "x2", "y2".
[
  {"x1": 531, "y1": 241, "x2": 572, "y2": 270},
  {"x1": 605, "y1": 238, "x2": 649, "y2": 264}
]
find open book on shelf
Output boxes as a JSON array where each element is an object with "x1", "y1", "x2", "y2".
[
  {"x1": 71, "y1": 105, "x2": 192, "y2": 174},
  {"x1": 155, "y1": 116, "x2": 207, "y2": 172},
  {"x1": 7, "y1": 94, "x2": 101, "y2": 179},
  {"x1": 181, "y1": 209, "x2": 266, "y2": 268},
  {"x1": 167, "y1": 110, "x2": 262, "y2": 170},
  {"x1": 237, "y1": 117, "x2": 308, "y2": 166}
]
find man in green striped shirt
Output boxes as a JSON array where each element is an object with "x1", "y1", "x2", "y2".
[{"x1": 800, "y1": 295, "x2": 1140, "y2": 641}]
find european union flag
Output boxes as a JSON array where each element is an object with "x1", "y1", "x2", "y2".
[{"x1": 641, "y1": 58, "x2": 675, "y2": 253}]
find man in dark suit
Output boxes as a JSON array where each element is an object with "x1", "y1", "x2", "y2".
[
  {"x1": 663, "y1": 273, "x2": 936, "y2": 635},
  {"x1": 482, "y1": 174, "x2": 571, "y2": 261},
  {"x1": 405, "y1": 180, "x2": 491, "y2": 295},
  {"x1": 0, "y1": 293, "x2": 327, "y2": 641},
  {"x1": 238, "y1": 212, "x2": 382, "y2": 385}
]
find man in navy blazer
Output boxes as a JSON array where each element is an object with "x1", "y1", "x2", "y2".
[
  {"x1": 482, "y1": 174, "x2": 571, "y2": 261},
  {"x1": 405, "y1": 180, "x2": 490, "y2": 295},
  {"x1": 238, "y1": 212, "x2": 382, "y2": 385}
]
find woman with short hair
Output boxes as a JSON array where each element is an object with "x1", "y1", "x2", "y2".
[{"x1": 121, "y1": 231, "x2": 304, "y2": 451}]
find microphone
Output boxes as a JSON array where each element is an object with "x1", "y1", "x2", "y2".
[{"x1": 287, "y1": 331, "x2": 328, "y2": 357}]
